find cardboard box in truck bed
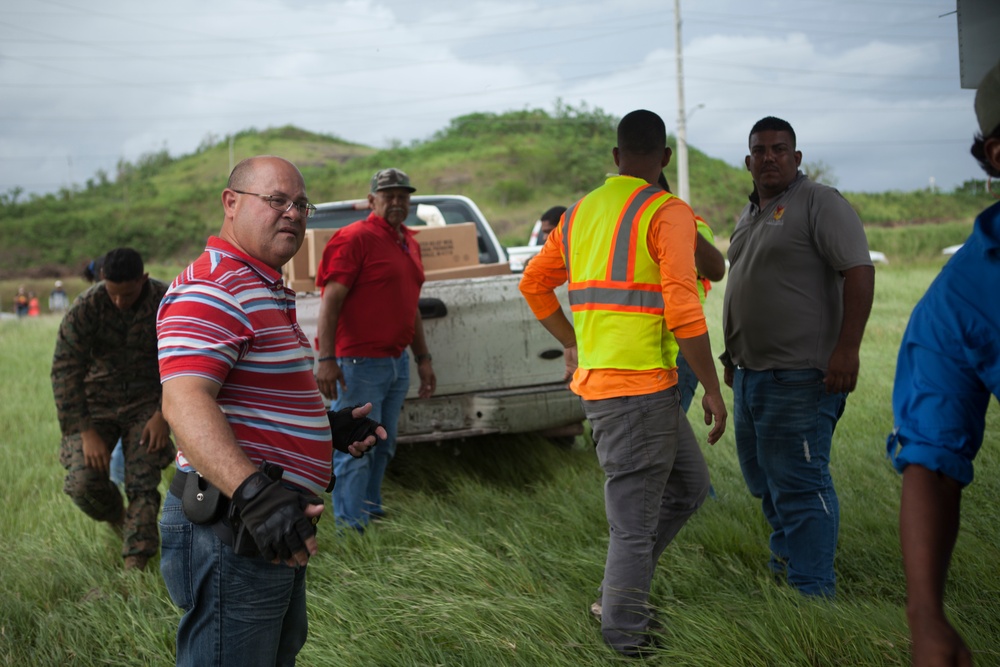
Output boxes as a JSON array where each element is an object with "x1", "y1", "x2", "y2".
[{"x1": 283, "y1": 222, "x2": 487, "y2": 289}]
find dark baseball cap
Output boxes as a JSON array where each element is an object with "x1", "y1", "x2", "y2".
[{"x1": 370, "y1": 168, "x2": 417, "y2": 194}]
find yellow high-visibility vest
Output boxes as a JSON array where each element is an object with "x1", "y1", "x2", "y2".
[{"x1": 561, "y1": 176, "x2": 678, "y2": 371}]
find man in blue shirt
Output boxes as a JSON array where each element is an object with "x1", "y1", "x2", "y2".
[{"x1": 887, "y1": 59, "x2": 1000, "y2": 667}]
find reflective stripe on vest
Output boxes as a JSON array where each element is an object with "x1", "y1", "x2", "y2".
[{"x1": 568, "y1": 285, "x2": 664, "y2": 311}]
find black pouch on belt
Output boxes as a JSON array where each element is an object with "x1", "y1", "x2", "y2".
[{"x1": 179, "y1": 471, "x2": 226, "y2": 525}]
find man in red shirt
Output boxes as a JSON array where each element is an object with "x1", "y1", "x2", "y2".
[{"x1": 315, "y1": 167, "x2": 436, "y2": 532}]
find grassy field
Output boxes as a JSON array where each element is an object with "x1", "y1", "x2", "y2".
[{"x1": 1, "y1": 263, "x2": 998, "y2": 666}]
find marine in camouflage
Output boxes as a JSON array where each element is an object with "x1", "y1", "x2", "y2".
[{"x1": 51, "y1": 277, "x2": 175, "y2": 561}]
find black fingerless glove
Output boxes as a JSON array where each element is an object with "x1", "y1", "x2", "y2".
[
  {"x1": 328, "y1": 405, "x2": 384, "y2": 456},
  {"x1": 232, "y1": 472, "x2": 322, "y2": 562}
]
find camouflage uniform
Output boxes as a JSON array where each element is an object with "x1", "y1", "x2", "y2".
[{"x1": 51, "y1": 279, "x2": 175, "y2": 560}]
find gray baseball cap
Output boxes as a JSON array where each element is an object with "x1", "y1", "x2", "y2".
[
  {"x1": 370, "y1": 168, "x2": 417, "y2": 194},
  {"x1": 975, "y1": 60, "x2": 1000, "y2": 137}
]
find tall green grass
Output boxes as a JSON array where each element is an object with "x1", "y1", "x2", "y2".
[{"x1": 1, "y1": 264, "x2": 998, "y2": 666}]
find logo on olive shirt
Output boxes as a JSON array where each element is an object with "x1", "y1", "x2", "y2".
[{"x1": 766, "y1": 205, "x2": 785, "y2": 226}]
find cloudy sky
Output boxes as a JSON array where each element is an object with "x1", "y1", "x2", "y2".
[{"x1": 0, "y1": 0, "x2": 987, "y2": 202}]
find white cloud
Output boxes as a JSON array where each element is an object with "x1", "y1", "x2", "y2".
[{"x1": 0, "y1": 0, "x2": 985, "y2": 197}]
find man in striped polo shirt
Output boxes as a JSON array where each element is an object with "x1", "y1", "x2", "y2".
[{"x1": 157, "y1": 155, "x2": 384, "y2": 666}]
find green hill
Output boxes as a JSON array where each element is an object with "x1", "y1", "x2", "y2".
[{"x1": 0, "y1": 104, "x2": 993, "y2": 278}]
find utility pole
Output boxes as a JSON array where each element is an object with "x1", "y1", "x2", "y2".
[{"x1": 674, "y1": 0, "x2": 690, "y2": 204}]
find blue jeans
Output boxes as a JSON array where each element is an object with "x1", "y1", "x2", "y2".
[
  {"x1": 583, "y1": 387, "x2": 710, "y2": 654},
  {"x1": 733, "y1": 368, "x2": 847, "y2": 597},
  {"x1": 676, "y1": 352, "x2": 716, "y2": 498},
  {"x1": 331, "y1": 353, "x2": 410, "y2": 531},
  {"x1": 675, "y1": 350, "x2": 698, "y2": 414},
  {"x1": 159, "y1": 493, "x2": 309, "y2": 666},
  {"x1": 110, "y1": 438, "x2": 125, "y2": 486}
]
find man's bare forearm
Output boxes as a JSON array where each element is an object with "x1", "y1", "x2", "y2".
[
  {"x1": 537, "y1": 308, "x2": 577, "y2": 349},
  {"x1": 694, "y1": 234, "x2": 726, "y2": 281},
  {"x1": 675, "y1": 332, "x2": 721, "y2": 395},
  {"x1": 162, "y1": 376, "x2": 256, "y2": 497},
  {"x1": 837, "y1": 265, "x2": 875, "y2": 352},
  {"x1": 316, "y1": 283, "x2": 348, "y2": 359},
  {"x1": 900, "y1": 464, "x2": 962, "y2": 620},
  {"x1": 410, "y1": 311, "x2": 431, "y2": 358}
]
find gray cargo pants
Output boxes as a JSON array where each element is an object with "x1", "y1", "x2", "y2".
[{"x1": 583, "y1": 386, "x2": 710, "y2": 654}]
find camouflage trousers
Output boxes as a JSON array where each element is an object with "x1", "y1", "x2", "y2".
[{"x1": 59, "y1": 400, "x2": 175, "y2": 560}]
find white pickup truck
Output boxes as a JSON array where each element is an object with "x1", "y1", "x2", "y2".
[{"x1": 292, "y1": 194, "x2": 585, "y2": 445}]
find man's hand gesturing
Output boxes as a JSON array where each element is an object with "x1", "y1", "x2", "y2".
[{"x1": 328, "y1": 403, "x2": 387, "y2": 457}]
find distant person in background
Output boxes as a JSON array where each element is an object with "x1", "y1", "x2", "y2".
[
  {"x1": 657, "y1": 173, "x2": 726, "y2": 412},
  {"x1": 887, "y1": 59, "x2": 1000, "y2": 667},
  {"x1": 82, "y1": 256, "x2": 105, "y2": 284},
  {"x1": 27, "y1": 292, "x2": 40, "y2": 317},
  {"x1": 721, "y1": 116, "x2": 875, "y2": 598},
  {"x1": 659, "y1": 173, "x2": 726, "y2": 500},
  {"x1": 51, "y1": 247, "x2": 174, "y2": 571},
  {"x1": 533, "y1": 205, "x2": 567, "y2": 245},
  {"x1": 14, "y1": 286, "x2": 29, "y2": 317},
  {"x1": 315, "y1": 167, "x2": 436, "y2": 532},
  {"x1": 49, "y1": 280, "x2": 69, "y2": 313}
]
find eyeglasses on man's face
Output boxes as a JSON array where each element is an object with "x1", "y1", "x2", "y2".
[{"x1": 231, "y1": 189, "x2": 317, "y2": 218}]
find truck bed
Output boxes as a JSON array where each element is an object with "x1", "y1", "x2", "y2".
[{"x1": 295, "y1": 276, "x2": 585, "y2": 443}]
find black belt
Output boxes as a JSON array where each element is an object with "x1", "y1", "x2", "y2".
[{"x1": 168, "y1": 468, "x2": 191, "y2": 499}]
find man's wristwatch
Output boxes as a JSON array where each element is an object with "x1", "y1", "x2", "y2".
[{"x1": 415, "y1": 353, "x2": 432, "y2": 363}]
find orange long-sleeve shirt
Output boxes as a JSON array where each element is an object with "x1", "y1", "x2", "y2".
[{"x1": 519, "y1": 194, "x2": 707, "y2": 401}]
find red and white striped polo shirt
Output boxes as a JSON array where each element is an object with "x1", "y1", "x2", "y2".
[{"x1": 157, "y1": 236, "x2": 332, "y2": 494}]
